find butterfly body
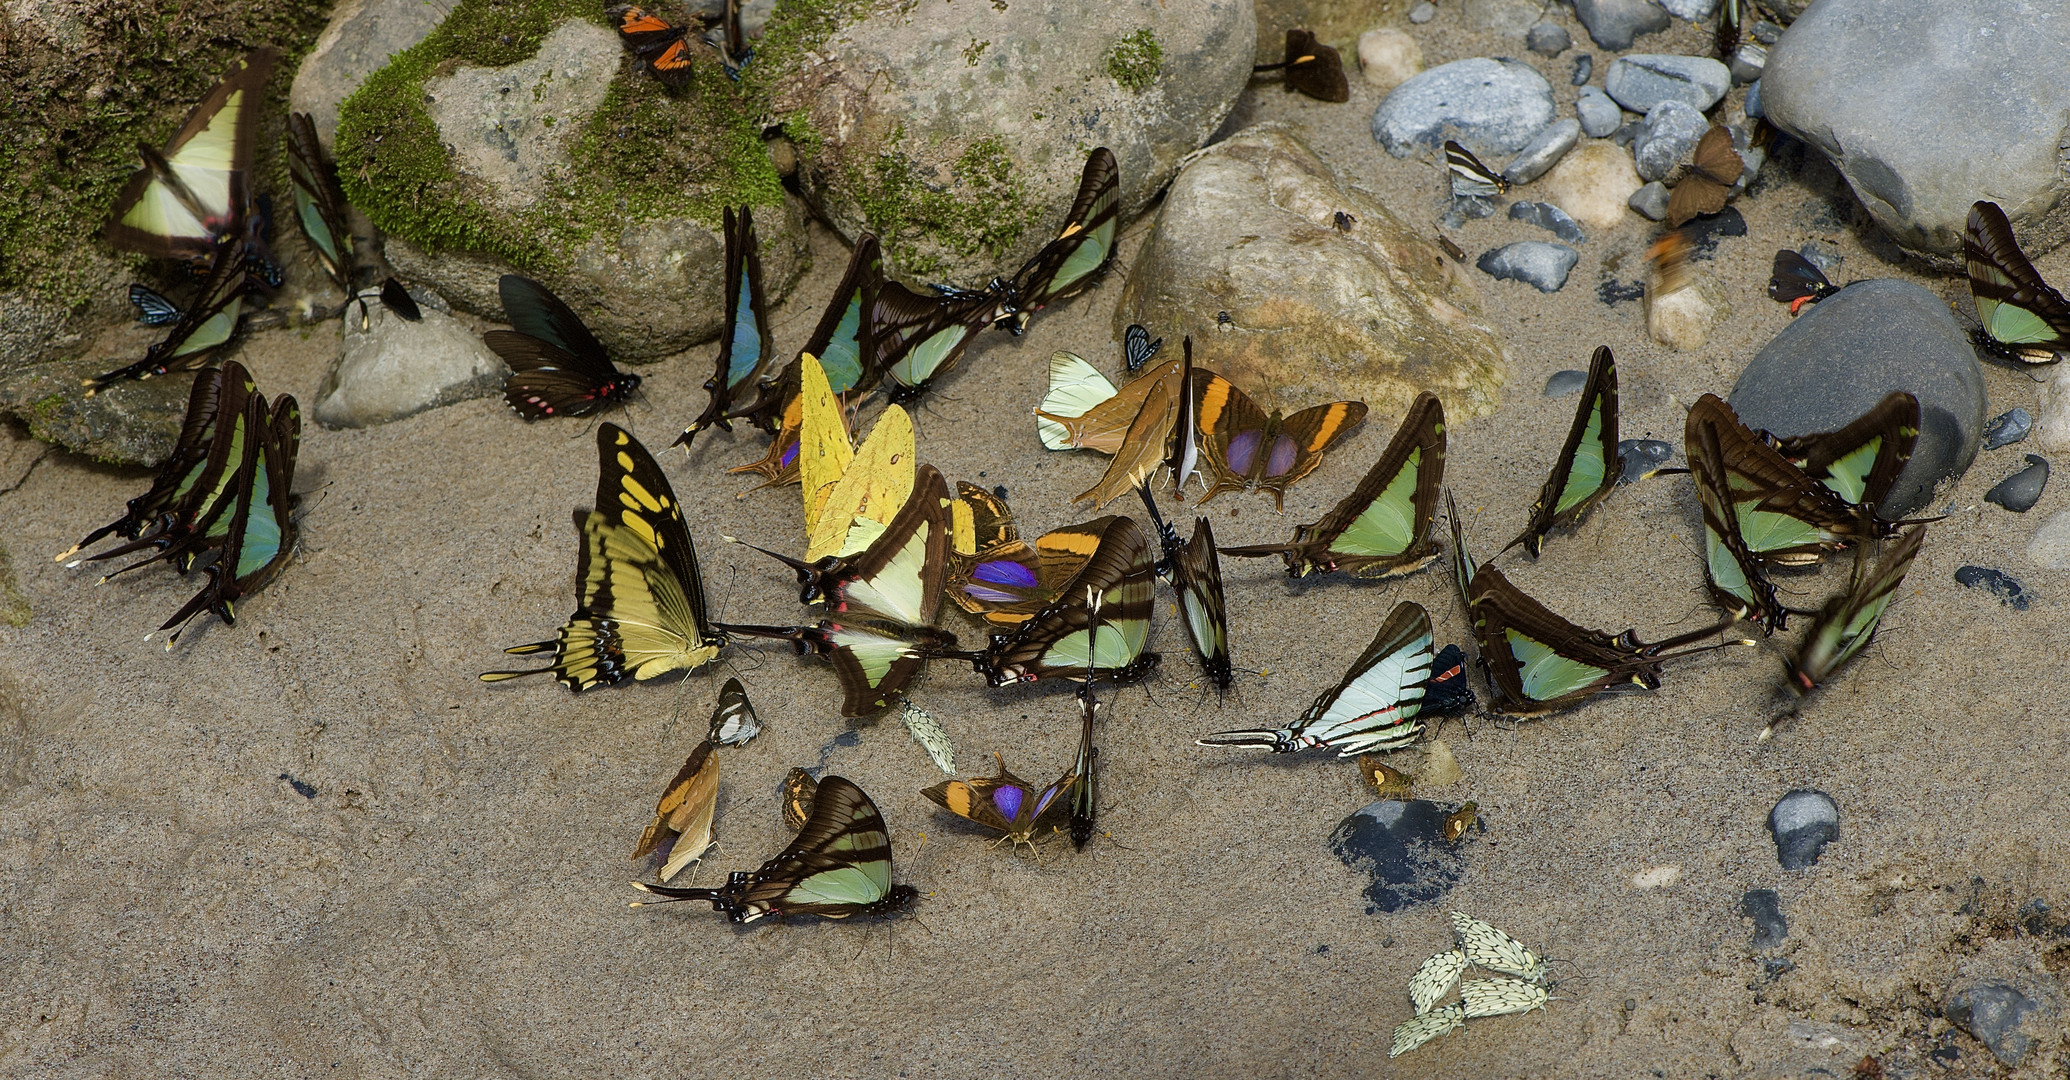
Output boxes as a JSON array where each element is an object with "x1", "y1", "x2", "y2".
[{"x1": 484, "y1": 276, "x2": 642, "y2": 419}]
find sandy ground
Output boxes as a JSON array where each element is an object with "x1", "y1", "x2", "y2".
[{"x1": 3, "y1": 10, "x2": 2067, "y2": 1079}]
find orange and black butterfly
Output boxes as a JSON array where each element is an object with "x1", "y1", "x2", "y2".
[{"x1": 611, "y1": 5, "x2": 704, "y2": 86}]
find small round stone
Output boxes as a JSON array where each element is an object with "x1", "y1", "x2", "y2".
[
  {"x1": 1543, "y1": 369, "x2": 1588, "y2": 396},
  {"x1": 1628, "y1": 181, "x2": 1671, "y2": 220},
  {"x1": 1768, "y1": 789, "x2": 1839, "y2": 871},
  {"x1": 1409, "y1": 2, "x2": 1437, "y2": 22},
  {"x1": 1983, "y1": 408, "x2": 2033, "y2": 450},
  {"x1": 1476, "y1": 242, "x2": 1579, "y2": 293},
  {"x1": 1576, "y1": 86, "x2": 1623, "y2": 137},
  {"x1": 1509, "y1": 201, "x2": 1586, "y2": 243},
  {"x1": 1358, "y1": 29, "x2": 1425, "y2": 90},
  {"x1": 1526, "y1": 21, "x2": 1570, "y2": 55},
  {"x1": 1985, "y1": 454, "x2": 2049, "y2": 513},
  {"x1": 1953, "y1": 566, "x2": 2030, "y2": 611},
  {"x1": 1571, "y1": 54, "x2": 1594, "y2": 85}
]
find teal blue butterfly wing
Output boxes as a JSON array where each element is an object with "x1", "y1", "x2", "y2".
[
  {"x1": 286, "y1": 111, "x2": 355, "y2": 297},
  {"x1": 677, "y1": 205, "x2": 777, "y2": 447},
  {"x1": 84, "y1": 233, "x2": 249, "y2": 394}
]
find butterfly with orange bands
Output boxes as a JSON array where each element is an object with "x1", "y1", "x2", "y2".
[{"x1": 610, "y1": 5, "x2": 707, "y2": 86}]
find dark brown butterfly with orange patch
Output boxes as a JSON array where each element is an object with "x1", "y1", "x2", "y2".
[
  {"x1": 1193, "y1": 373, "x2": 1366, "y2": 509},
  {"x1": 1665, "y1": 125, "x2": 1744, "y2": 227},
  {"x1": 1252, "y1": 28, "x2": 1350, "y2": 103},
  {"x1": 610, "y1": 5, "x2": 707, "y2": 86}
]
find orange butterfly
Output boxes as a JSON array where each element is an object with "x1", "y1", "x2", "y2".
[{"x1": 610, "y1": 5, "x2": 707, "y2": 86}]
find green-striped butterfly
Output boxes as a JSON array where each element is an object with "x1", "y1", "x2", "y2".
[
  {"x1": 103, "y1": 49, "x2": 276, "y2": 271},
  {"x1": 1965, "y1": 200, "x2": 2070, "y2": 364},
  {"x1": 84, "y1": 232, "x2": 248, "y2": 394},
  {"x1": 1504, "y1": 346, "x2": 1623, "y2": 558},
  {"x1": 1004, "y1": 147, "x2": 1120, "y2": 332},
  {"x1": 1784, "y1": 526, "x2": 1924, "y2": 699},
  {"x1": 1138, "y1": 485, "x2": 1231, "y2": 691},
  {"x1": 153, "y1": 389, "x2": 302, "y2": 645},
  {"x1": 1198, "y1": 601, "x2": 1433, "y2": 755},
  {"x1": 1686, "y1": 399, "x2": 1790, "y2": 634},
  {"x1": 1069, "y1": 608, "x2": 1102, "y2": 850},
  {"x1": 676, "y1": 205, "x2": 777, "y2": 448},
  {"x1": 1683, "y1": 395, "x2": 1885, "y2": 568},
  {"x1": 286, "y1": 111, "x2": 354, "y2": 298},
  {"x1": 1765, "y1": 391, "x2": 1920, "y2": 512}
]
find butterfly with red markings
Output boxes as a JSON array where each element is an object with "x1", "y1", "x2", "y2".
[{"x1": 482, "y1": 275, "x2": 642, "y2": 419}]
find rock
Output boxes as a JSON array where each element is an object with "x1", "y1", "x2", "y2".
[
  {"x1": 1740, "y1": 888, "x2": 1788, "y2": 948},
  {"x1": 1605, "y1": 54, "x2": 1731, "y2": 114},
  {"x1": 1371, "y1": 58, "x2": 1557, "y2": 158},
  {"x1": 1357, "y1": 29, "x2": 1424, "y2": 91},
  {"x1": 1502, "y1": 119, "x2": 1581, "y2": 185},
  {"x1": 1609, "y1": 118, "x2": 1645, "y2": 148},
  {"x1": 1730, "y1": 43, "x2": 1767, "y2": 85},
  {"x1": 1572, "y1": 0, "x2": 1670, "y2": 51},
  {"x1": 1659, "y1": 0, "x2": 1717, "y2": 18},
  {"x1": 1598, "y1": 279, "x2": 1645, "y2": 306},
  {"x1": 1985, "y1": 455, "x2": 2049, "y2": 513},
  {"x1": 1327, "y1": 798, "x2": 1472, "y2": 914},
  {"x1": 1944, "y1": 981, "x2": 2053, "y2": 1067},
  {"x1": 1752, "y1": 19, "x2": 1784, "y2": 44},
  {"x1": 0, "y1": 343, "x2": 195, "y2": 466},
  {"x1": 1117, "y1": 125, "x2": 1508, "y2": 420},
  {"x1": 1984, "y1": 407, "x2": 2033, "y2": 450},
  {"x1": 1647, "y1": 272, "x2": 1729, "y2": 350},
  {"x1": 1526, "y1": 22, "x2": 1571, "y2": 55},
  {"x1": 760, "y1": 0, "x2": 1254, "y2": 286},
  {"x1": 1629, "y1": 181, "x2": 1671, "y2": 221},
  {"x1": 1632, "y1": 100, "x2": 1709, "y2": 183},
  {"x1": 1616, "y1": 438, "x2": 1674, "y2": 483},
  {"x1": 337, "y1": 17, "x2": 807, "y2": 360},
  {"x1": 1570, "y1": 54, "x2": 1593, "y2": 86},
  {"x1": 313, "y1": 290, "x2": 508, "y2": 428},
  {"x1": 1768, "y1": 789, "x2": 1839, "y2": 871},
  {"x1": 1443, "y1": 195, "x2": 1499, "y2": 228},
  {"x1": 1408, "y1": 2, "x2": 1436, "y2": 23},
  {"x1": 1576, "y1": 86, "x2": 1623, "y2": 138},
  {"x1": 1510, "y1": 201, "x2": 1586, "y2": 243},
  {"x1": 1954, "y1": 566, "x2": 2030, "y2": 611},
  {"x1": 2033, "y1": 368, "x2": 2070, "y2": 453},
  {"x1": 1477, "y1": 242, "x2": 1578, "y2": 293},
  {"x1": 1461, "y1": 0, "x2": 1543, "y2": 35},
  {"x1": 1538, "y1": 142, "x2": 1643, "y2": 230},
  {"x1": 288, "y1": 0, "x2": 449, "y2": 151},
  {"x1": 1729, "y1": 280, "x2": 1986, "y2": 517},
  {"x1": 2028, "y1": 511, "x2": 2070, "y2": 570},
  {"x1": 1543, "y1": 369, "x2": 1587, "y2": 396},
  {"x1": 1760, "y1": 0, "x2": 2070, "y2": 263},
  {"x1": 0, "y1": 538, "x2": 28, "y2": 628}
]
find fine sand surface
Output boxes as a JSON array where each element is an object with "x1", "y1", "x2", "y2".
[{"x1": 4, "y1": 15, "x2": 2067, "y2": 1079}]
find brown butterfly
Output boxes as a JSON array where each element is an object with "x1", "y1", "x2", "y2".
[
  {"x1": 610, "y1": 5, "x2": 708, "y2": 86},
  {"x1": 1252, "y1": 28, "x2": 1350, "y2": 103},
  {"x1": 1193, "y1": 374, "x2": 1366, "y2": 509},
  {"x1": 633, "y1": 739, "x2": 719, "y2": 882},
  {"x1": 1664, "y1": 125, "x2": 1744, "y2": 227}
]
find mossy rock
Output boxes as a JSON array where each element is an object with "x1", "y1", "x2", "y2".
[{"x1": 335, "y1": 9, "x2": 804, "y2": 359}]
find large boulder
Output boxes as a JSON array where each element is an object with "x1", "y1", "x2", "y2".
[
  {"x1": 751, "y1": 0, "x2": 1253, "y2": 285},
  {"x1": 1117, "y1": 125, "x2": 1508, "y2": 420},
  {"x1": 288, "y1": 0, "x2": 449, "y2": 151},
  {"x1": 1371, "y1": 57, "x2": 1555, "y2": 158},
  {"x1": 335, "y1": 12, "x2": 806, "y2": 360},
  {"x1": 1760, "y1": 0, "x2": 2070, "y2": 263}
]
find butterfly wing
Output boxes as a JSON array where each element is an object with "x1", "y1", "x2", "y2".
[
  {"x1": 1290, "y1": 601, "x2": 1433, "y2": 755},
  {"x1": 1037, "y1": 357, "x2": 1180, "y2": 455},
  {"x1": 679, "y1": 205, "x2": 776, "y2": 443},
  {"x1": 85, "y1": 235, "x2": 249, "y2": 394},
  {"x1": 1444, "y1": 140, "x2": 1507, "y2": 199},
  {"x1": 1505, "y1": 345, "x2": 1622, "y2": 557},
  {"x1": 105, "y1": 49, "x2": 276, "y2": 263},
  {"x1": 1008, "y1": 147, "x2": 1120, "y2": 326},
  {"x1": 1037, "y1": 351, "x2": 1120, "y2": 450},
  {"x1": 611, "y1": 5, "x2": 696, "y2": 85},
  {"x1": 1785, "y1": 527, "x2": 1924, "y2": 694},
  {"x1": 707, "y1": 677, "x2": 760, "y2": 745},
  {"x1": 1767, "y1": 391, "x2": 1919, "y2": 510},
  {"x1": 286, "y1": 111, "x2": 355, "y2": 296},
  {"x1": 488, "y1": 276, "x2": 639, "y2": 418},
  {"x1": 732, "y1": 775, "x2": 905, "y2": 920},
  {"x1": 1171, "y1": 517, "x2": 1232, "y2": 690},
  {"x1": 1278, "y1": 28, "x2": 1350, "y2": 102},
  {"x1": 1246, "y1": 399, "x2": 1367, "y2": 510},
  {"x1": 1965, "y1": 200, "x2": 2070, "y2": 361},
  {"x1": 977, "y1": 516, "x2": 1157, "y2": 684},
  {"x1": 1766, "y1": 249, "x2": 1838, "y2": 309},
  {"x1": 1686, "y1": 398, "x2": 1788, "y2": 633}
]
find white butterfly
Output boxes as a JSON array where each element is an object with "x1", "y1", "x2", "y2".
[
  {"x1": 1450, "y1": 911, "x2": 1549, "y2": 982},
  {"x1": 900, "y1": 700, "x2": 957, "y2": 775},
  {"x1": 1460, "y1": 976, "x2": 1550, "y2": 1018},
  {"x1": 1409, "y1": 949, "x2": 1467, "y2": 1015},
  {"x1": 1390, "y1": 1003, "x2": 1464, "y2": 1058}
]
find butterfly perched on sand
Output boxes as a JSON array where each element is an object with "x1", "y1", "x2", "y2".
[
  {"x1": 1138, "y1": 486, "x2": 1231, "y2": 691},
  {"x1": 1000, "y1": 147, "x2": 1121, "y2": 332},
  {"x1": 1964, "y1": 199, "x2": 2070, "y2": 364},
  {"x1": 922, "y1": 752, "x2": 1077, "y2": 853},
  {"x1": 1192, "y1": 373, "x2": 1366, "y2": 509},
  {"x1": 1766, "y1": 249, "x2": 1841, "y2": 315},
  {"x1": 1251, "y1": 28, "x2": 1350, "y2": 102},
  {"x1": 707, "y1": 677, "x2": 760, "y2": 745},
  {"x1": 1782, "y1": 526, "x2": 1924, "y2": 699},
  {"x1": 1198, "y1": 601, "x2": 1434, "y2": 755},
  {"x1": 1444, "y1": 141, "x2": 1508, "y2": 200},
  {"x1": 1665, "y1": 125, "x2": 1744, "y2": 227},
  {"x1": 952, "y1": 515, "x2": 1159, "y2": 686},
  {"x1": 483, "y1": 275, "x2": 643, "y2": 419},
  {"x1": 1504, "y1": 345, "x2": 1624, "y2": 558},
  {"x1": 153, "y1": 389, "x2": 304, "y2": 647},
  {"x1": 634, "y1": 738, "x2": 719, "y2": 882}
]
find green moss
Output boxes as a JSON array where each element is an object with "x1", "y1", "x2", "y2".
[
  {"x1": 336, "y1": 0, "x2": 781, "y2": 273},
  {"x1": 1106, "y1": 29, "x2": 1162, "y2": 93},
  {"x1": 847, "y1": 129, "x2": 1036, "y2": 281},
  {"x1": 781, "y1": 112, "x2": 826, "y2": 157},
  {"x1": 962, "y1": 38, "x2": 990, "y2": 66},
  {"x1": 742, "y1": 0, "x2": 883, "y2": 104}
]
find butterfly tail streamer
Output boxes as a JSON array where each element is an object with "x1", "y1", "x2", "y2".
[{"x1": 1195, "y1": 729, "x2": 1301, "y2": 752}]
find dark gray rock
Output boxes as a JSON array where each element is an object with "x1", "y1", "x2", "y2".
[
  {"x1": 1571, "y1": 54, "x2": 1593, "y2": 85},
  {"x1": 1985, "y1": 455, "x2": 2049, "y2": 513},
  {"x1": 1954, "y1": 566, "x2": 2030, "y2": 611},
  {"x1": 1761, "y1": 0, "x2": 2070, "y2": 263},
  {"x1": 1616, "y1": 438, "x2": 1674, "y2": 483},
  {"x1": 1730, "y1": 280, "x2": 1987, "y2": 517},
  {"x1": 1444, "y1": 195, "x2": 1500, "y2": 227},
  {"x1": 1576, "y1": 86, "x2": 1623, "y2": 138},
  {"x1": 1477, "y1": 242, "x2": 1579, "y2": 292},
  {"x1": 1604, "y1": 54, "x2": 1731, "y2": 113},
  {"x1": 1409, "y1": 2, "x2": 1437, "y2": 23},
  {"x1": 1327, "y1": 798, "x2": 1471, "y2": 913},
  {"x1": 1544, "y1": 369, "x2": 1587, "y2": 396},
  {"x1": 1572, "y1": 0, "x2": 1670, "y2": 51},
  {"x1": 1729, "y1": 43, "x2": 1767, "y2": 85},
  {"x1": 1740, "y1": 888, "x2": 1788, "y2": 948},
  {"x1": 1610, "y1": 118, "x2": 1645, "y2": 147},
  {"x1": 1983, "y1": 408, "x2": 2033, "y2": 450},
  {"x1": 1681, "y1": 206, "x2": 1748, "y2": 258},
  {"x1": 1510, "y1": 201, "x2": 1587, "y2": 243},
  {"x1": 1373, "y1": 58, "x2": 1557, "y2": 158},
  {"x1": 1633, "y1": 100, "x2": 1709, "y2": 183},
  {"x1": 1744, "y1": 78, "x2": 1764, "y2": 118},
  {"x1": 1502, "y1": 119, "x2": 1581, "y2": 184},
  {"x1": 1944, "y1": 981, "x2": 2053, "y2": 1066},
  {"x1": 1629, "y1": 181, "x2": 1671, "y2": 221},
  {"x1": 1752, "y1": 19, "x2": 1784, "y2": 44},
  {"x1": 1526, "y1": 21, "x2": 1571, "y2": 55},
  {"x1": 1768, "y1": 789, "x2": 1839, "y2": 871}
]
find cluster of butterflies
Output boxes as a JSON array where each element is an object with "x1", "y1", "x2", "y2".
[
  {"x1": 93, "y1": 50, "x2": 420, "y2": 397},
  {"x1": 1391, "y1": 914, "x2": 1558, "y2": 1058},
  {"x1": 610, "y1": 0, "x2": 752, "y2": 85},
  {"x1": 55, "y1": 362, "x2": 302, "y2": 646},
  {"x1": 1443, "y1": 122, "x2": 1749, "y2": 232}
]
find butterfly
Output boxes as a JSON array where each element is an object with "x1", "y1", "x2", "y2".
[
  {"x1": 633, "y1": 738, "x2": 719, "y2": 881},
  {"x1": 480, "y1": 424, "x2": 726, "y2": 689},
  {"x1": 707, "y1": 676, "x2": 760, "y2": 745},
  {"x1": 1193, "y1": 373, "x2": 1367, "y2": 508},
  {"x1": 1390, "y1": 1004, "x2": 1465, "y2": 1058},
  {"x1": 1037, "y1": 351, "x2": 1123, "y2": 451},
  {"x1": 1444, "y1": 140, "x2": 1508, "y2": 200},
  {"x1": 1442, "y1": 801, "x2": 1478, "y2": 842},
  {"x1": 1445, "y1": 489, "x2": 1479, "y2": 617},
  {"x1": 1138, "y1": 486, "x2": 1231, "y2": 691},
  {"x1": 708, "y1": 0, "x2": 749, "y2": 75},
  {"x1": 286, "y1": 111, "x2": 355, "y2": 298},
  {"x1": 1198, "y1": 600, "x2": 1434, "y2": 755},
  {"x1": 104, "y1": 49, "x2": 277, "y2": 272},
  {"x1": 1686, "y1": 395, "x2": 1792, "y2": 634},
  {"x1": 1682, "y1": 394, "x2": 1902, "y2": 568},
  {"x1": 1767, "y1": 249, "x2": 1841, "y2": 315},
  {"x1": 1036, "y1": 353, "x2": 1185, "y2": 456},
  {"x1": 127, "y1": 284, "x2": 184, "y2": 326},
  {"x1": 1783, "y1": 526, "x2": 1924, "y2": 699},
  {"x1": 677, "y1": 206, "x2": 776, "y2": 448},
  {"x1": 610, "y1": 4, "x2": 704, "y2": 85},
  {"x1": 943, "y1": 486, "x2": 1102, "y2": 627},
  {"x1": 1449, "y1": 912, "x2": 1549, "y2": 981},
  {"x1": 1071, "y1": 346, "x2": 1199, "y2": 509},
  {"x1": 721, "y1": 619, "x2": 960, "y2": 717},
  {"x1": 1467, "y1": 564, "x2": 1745, "y2": 715},
  {"x1": 84, "y1": 230, "x2": 248, "y2": 394},
  {"x1": 1362, "y1": 757, "x2": 1415, "y2": 800},
  {"x1": 1409, "y1": 949, "x2": 1467, "y2": 1015},
  {"x1": 1221, "y1": 391, "x2": 1446, "y2": 579},
  {"x1": 1765, "y1": 391, "x2": 1920, "y2": 514},
  {"x1": 1422, "y1": 643, "x2": 1477, "y2": 718},
  {"x1": 1069, "y1": 613, "x2": 1102, "y2": 850},
  {"x1": 1664, "y1": 125, "x2": 1744, "y2": 227},
  {"x1": 631, "y1": 774, "x2": 918, "y2": 922},
  {"x1": 898, "y1": 699, "x2": 957, "y2": 774},
  {"x1": 1251, "y1": 28, "x2": 1350, "y2": 102},
  {"x1": 1504, "y1": 345, "x2": 1624, "y2": 558},
  {"x1": 1002, "y1": 147, "x2": 1121, "y2": 332},
  {"x1": 956, "y1": 515, "x2": 1160, "y2": 685},
  {"x1": 153, "y1": 389, "x2": 303, "y2": 646},
  {"x1": 377, "y1": 277, "x2": 422, "y2": 321},
  {"x1": 922, "y1": 752, "x2": 1076, "y2": 853},
  {"x1": 482, "y1": 275, "x2": 643, "y2": 419},
  {"x1": 780, "y1": 768, "x2": 818, "y2": 832},
  {"x1": 1964, "y1": 199, "x2": 2070, "y2": 364},
  {"x1": 1459, "y1": 978, "x2": 1551, "y2": 1018},
  {"x1": 1124, "y1": 323, "x2": 1162, "y2": 372},
  {"x1": 803, "y1": 404, "x2": 915, "y2": 561},
  {"x1": 871, "y1": 281, "x2": 1004, "y2": 405},
  {"x1": 724, "y1": 238, "x2": 885, "y2": 482}
]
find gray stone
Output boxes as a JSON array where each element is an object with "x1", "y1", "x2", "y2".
[
  {"x1": 1576, "y1": 86, "x2": 1623, "y2": 137},
  {"x1": 1119, "y1": 125, "x2": 1509, "y2": 421},
  {"x1": 1752, "y1": 19, "x2": 1784, "y2": 44},
  {"x1": 1476, "y1": 242, "x2": 1578, "y2": 292},
  {"x1": 1328, "y1": 798, "x2": 1471, "y2": 913},
  {"x1": 1767, "y1": 789, "x2": 1838, "y2": 871},
  {"x1": 1509, "y1": 201, "x2": 1587, "y2": 243},
  {"x1": 1984, "y1": 408, "x2": 2033, "y2": 450},
  {"x1": 1502, "y1": 119, "x2": 1581, "y2": 185},
  {"x1": 1730, "y1": 280, "x2": 1986, "y2": 517},
  {"x1": 1985, "y1": 455, "x2": 2049, "y2": 513},
  {"x1": 1616, "y1": 438, "x2": 1674, "y2": 483},
  {"x1": 1633, "y1": 100, "x2": 1709, "y2": 183},
  {"x1": 288, "y1": 0, "x2": 448, "y2": 152},
  {"x1": 313, "y1": 291, "x2": 508, "y2": 429},
  {"x1": 1409, "y1": 2, "x2": 1436, "y2": 23},
  {"x1": 1953, "y1": 566, "x2": 2030, "y2": 610},
  {"x1": 1761, "y1": 0, "x2": 2070, "y2": 263},
  {"x1": 1744, "y1": 78, "x2": 1763, "y2": 118},
  {"x1": 2027, "y1": 509, "x2": 2070, "y2": 569},
  {"x1": 1610, "y1": 118, "x2": 1645, "y2": 148},
  {"x1": 1629, "y1": 181, "x2": 1671, "y2": 220},
  {"x1": 1526, "y1": 21, "x2": 1571, "y2": 55},
  {"x1": 1659, "y1": 0, "x2": 1717, "y2": 19},
  {"x1": 1605, "y1": 54, "x2": 1731, "y2": 114},
  {"x1": 1570, "y1": 53, "x2": 1593, "y2": 85},
  {"x1": 1372, "y1": 58, "x2": 1557, "y2": 158},
  {"x1": 1461, "y1": 0, "x2": 1543, "y2": 34},
  {"x1": 1730, "y1": 43, "x2": 1767, "y2": 85},
  {"x1": 1944, "y1": 981, "x2": 2053, "y2": 1066},
  {"x1": 1543, "y1": 369, "x2": 1587, "y2": 396},
  {"x1": 1572, "y1": 0, "x2": 1670, "y2": 51},
  {"x1": 425, "y1": 23, "x2": 618, "y2": 212},
  {"x1": 1740, "y1": 889, "x2": 1787, "y2": 948}
]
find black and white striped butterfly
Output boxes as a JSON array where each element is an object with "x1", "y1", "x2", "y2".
[{"x1": 1445, "y1": 140, "x2": 1509, "y2": 200}]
